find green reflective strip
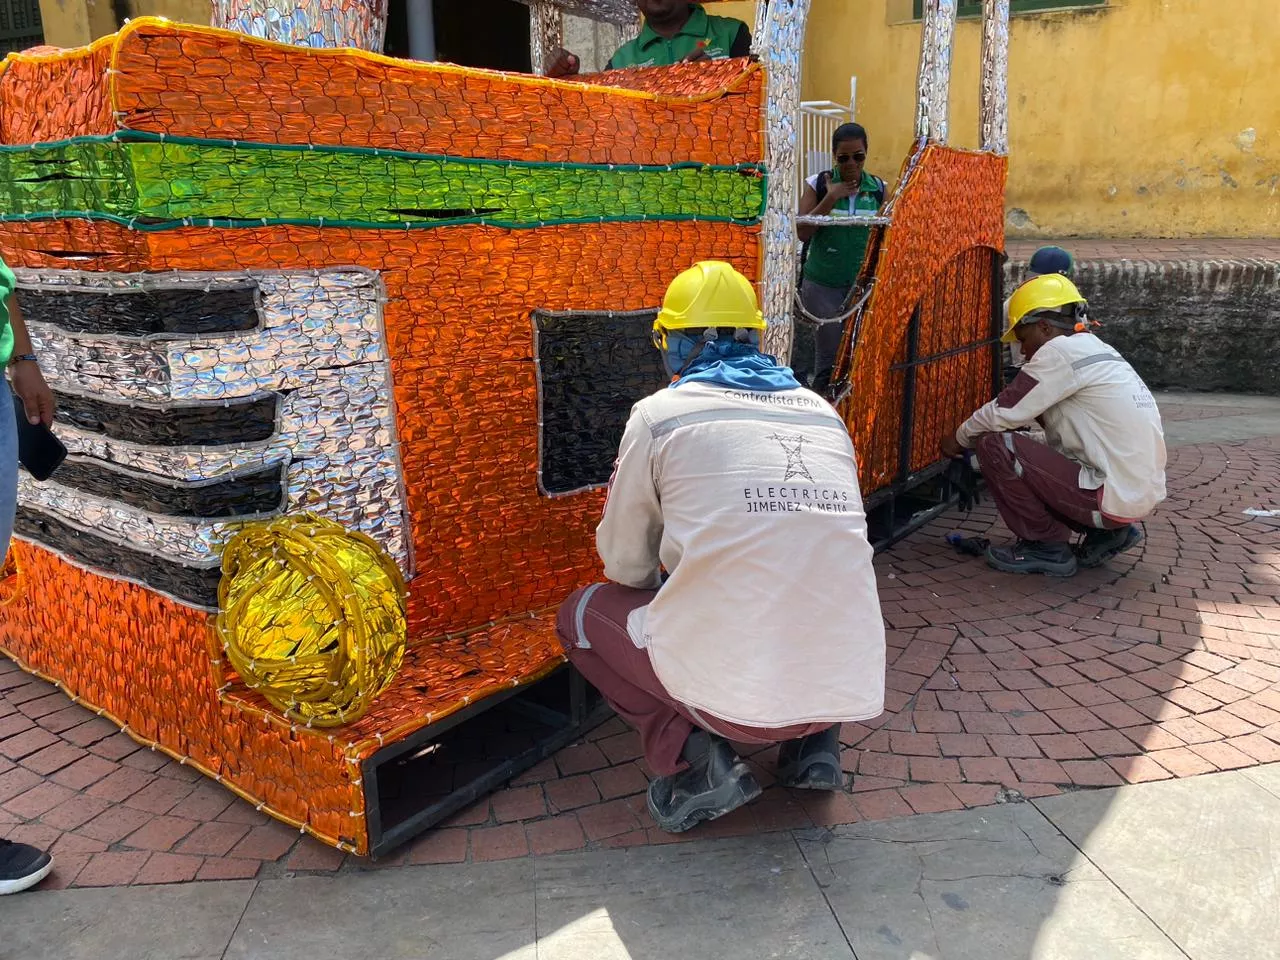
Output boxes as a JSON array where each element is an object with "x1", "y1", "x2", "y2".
[{"x1": 0, "y1": 133, "x2": 765, "y2": 230}]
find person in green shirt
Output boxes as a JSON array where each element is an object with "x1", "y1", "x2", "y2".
[
  {"x1": 795, "y1": 122, "x2": 886, "y2": 391},
  {"x1": 546, "y1": 2, "x2": 751, "y2": 76},
  {"x1": 0, "y1": 255, "x2": 57, "y2": 897}
]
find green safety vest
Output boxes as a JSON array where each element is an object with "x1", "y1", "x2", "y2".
[
  {"x1": 802, "y1": 170, "x2": 885, "y2": 290},
  {"x1": 0, "y1": 259, "x2": 14, "y2": 367},
  {"x1": 607, "y1": 4, "x2": 750, "y2": 69}
]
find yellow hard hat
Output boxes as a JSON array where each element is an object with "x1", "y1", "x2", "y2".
[
  {"x1": 1003, "y1": 274, "x2": 1088, "y2": 343},
  {"x1": 653, "y1": 262, "x2": 764, "y2": 344}
]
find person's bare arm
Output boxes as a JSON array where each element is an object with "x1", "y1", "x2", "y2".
[{"x1": 7, "y1": 294, "x2": 55, "y2": 426}]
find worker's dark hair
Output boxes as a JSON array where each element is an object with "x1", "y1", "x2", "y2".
[{"x1": 832, "y1": 122, "x2": 868, "y2": 151}]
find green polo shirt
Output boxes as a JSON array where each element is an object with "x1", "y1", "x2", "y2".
[
  {"x1": 802, "y1": 170, "x2": 885, "y2": 290},
  {"x1": 0, "y1": 259, "x2": 14, "y2": 368},
  {"x1": 606, "y1": 4, "x2": 752, "y2": 69}
]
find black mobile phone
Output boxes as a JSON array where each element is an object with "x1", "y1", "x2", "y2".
[{"x1": 13, "y1": 391, "x2": 66, "y2": 482}]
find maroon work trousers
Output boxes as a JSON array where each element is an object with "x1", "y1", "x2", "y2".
[
  {"x1": 975, "y1": 432, "x2": 1126, "y2": 544},
  {"x1": 556, "y1": 582, "x2": 828, "y2": 776}
]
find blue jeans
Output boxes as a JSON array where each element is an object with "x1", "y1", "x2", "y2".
[{"x1": 0, "y1": 387, "x2": 18, "y2": 558}]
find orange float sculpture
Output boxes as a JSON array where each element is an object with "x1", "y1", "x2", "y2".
[{"x1": 0, "y1": 0, "x2": 1009, "y2": 854}]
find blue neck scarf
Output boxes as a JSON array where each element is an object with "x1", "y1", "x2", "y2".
[{"x1": 667, "y1": 335, "x2": 801, "y2": 393}]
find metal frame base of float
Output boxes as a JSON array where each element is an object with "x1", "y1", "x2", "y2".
[
  {"x1": 864, "y1": 251, "x2": 1005, "y2": 553},
  {"x1": 362, "y1": 666, "x2": 610, "y2": 858}
]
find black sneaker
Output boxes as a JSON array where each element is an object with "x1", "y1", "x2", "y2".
[
  {"x1": 0, "y1": 839, "x2": 53, "y2": 895},
  {"x1": 777, "y1": 726, "x2": 844, "y2": 791},
  {"x1": 1076, "y1": 525, "x2": 1142, "y2": 568},
  {"x1": 646, "y1": 730, "x2": 762, "y2": 833},
  {"x1": 985, "y1": 539, "x2": 1078, "y2": 577}
]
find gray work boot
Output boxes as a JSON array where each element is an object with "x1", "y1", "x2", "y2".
[
  {"x1": 1076, "y1": 524, "x2": 1142, "y2": 568},
  {"x1": 646, "y1": 730, "x2": 762, "y2": 833},
  {"x1": 777, "y1": 725, "x2": 844, "y2": 791},
  {"x1": 985, "y1": 539, "x2": 1078, "y2": 577}
]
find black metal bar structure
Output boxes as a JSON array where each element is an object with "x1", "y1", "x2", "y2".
[
  {"x1": 362, "y1": 666, "x2": 608, "y2": 857},
  {"x1": 862, "y1": 245, "x2": 1005, "y2": 551}
]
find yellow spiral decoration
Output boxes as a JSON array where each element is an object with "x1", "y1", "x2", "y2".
[{"x1": 216, "y1": 513, "x2": 407, "y2": 728}]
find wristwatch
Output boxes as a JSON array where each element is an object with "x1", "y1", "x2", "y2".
[{"x1": 8, "y1": 354, "x2": 37, "y2": 366}]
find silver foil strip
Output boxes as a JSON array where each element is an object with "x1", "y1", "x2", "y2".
[
  {"x1": 980, "y1": 0, "x2": 1011, "y2": 155},
  {"x1": 53, "y1": 369, "x2": 396, "y2": 483},
  {"x1": 19, "y1": 455, "x2": 407, "y2": 569},
  {"x1": 752, "y1": 0, "x2": 769, "y2": 56},
  {"x1": 21, "y1": 364, "x2": 410, "y2": 570},
  {"x1": 759, "y1": 0, "x2": 811, "y2": 365},
  {"x1": 795, "y1": 214, "x2": 893, "y2": 228},
  {"x1": 13, "y1": 267, "x2": 412, "y2": 595},
  {"x1": 915, "y1": 0, "x2": 958, "y2": 143},
  {"x1": 528, "y1": 1, "x2": 565, "y2": 75},
  {"x1": 20, "y1": 268, "x2": 387, "y2": 404},
  {"x1": 516, "y1": 0, "x2": 638, "y2": 29},
  {"x1": 210, "y1": 0, "x2": 389, "y2": 52},
  {"x1": 19, "y1": 476, "x2": 233, "y2": 564}
]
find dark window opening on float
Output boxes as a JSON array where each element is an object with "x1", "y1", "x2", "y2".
[{"x1": 385, "y1": 0, "x2": 533, "y2": 73}]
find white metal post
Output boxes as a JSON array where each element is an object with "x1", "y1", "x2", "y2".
[{"x1": 407, "y1": 0, "x2": 436, "y2": 61}]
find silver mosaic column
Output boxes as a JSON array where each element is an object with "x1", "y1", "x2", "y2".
[
  {"x1": 914, "y1": 0, "x2": 958, "y2": 143},
  {"x1": 759, "y1": 0, "x2": 811, "y2": 363},
  {"x1": 751, "y1": 0, "x2": 769, "y2": 56},
  {"x1": 529, "y1": 1, "x2": 565, "y2": 75},
  {"x1": 980, "y1": 0, "x2": 1011, "y2": 154}
]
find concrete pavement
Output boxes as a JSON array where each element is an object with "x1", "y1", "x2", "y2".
[{"x1": 4, "y1": 763, "x2": 1278, "y2": 959}]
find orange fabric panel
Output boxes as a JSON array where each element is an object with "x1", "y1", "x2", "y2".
[{"x1": 105, "y1": 21, "x2": 763, "y2": 164}]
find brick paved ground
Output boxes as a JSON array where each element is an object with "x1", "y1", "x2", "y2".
[
  {"x1": 1006, "y1": 237, "x2": 1280, "y2": 261},
  {"x1": 3, "y1": 409, "x2": 1278, "y2": 889}
]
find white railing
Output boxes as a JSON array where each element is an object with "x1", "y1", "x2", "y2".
[{"x1": 798, "y1": 77, "x2": 856, "y2": 197}]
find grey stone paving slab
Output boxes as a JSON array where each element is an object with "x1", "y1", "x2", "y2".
[
  {"x1": 797, "y1": 802, "x2": 1185, "y2": 960},
  {"x1": 0, "y1": 880, "x2": 254, "y2": 960},
  {"x1": 1036, "y1": 769, "x2": 1280, "y2": 960},
  {"x1": 1161, "y1": 413, "x2": 1280, "y2": 448},
  {"x1": 1154, "y1": 392, "x2": 1280, "y2": 413},
  {"x1": 1242, "y1": 761, "x2": 1280, "y2": 799},
  {"x1": 534, "y1": 835, "x2": 852, "y2": 960},
  {"x1": 223, "y1": 861, "x2": 537, "y2": 960}
]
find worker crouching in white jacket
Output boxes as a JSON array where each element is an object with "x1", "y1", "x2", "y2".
[
  {"x1": 555, "y1": 262, "x2": 886, "y2": 834},
  {"x1": 942, "y1": 274, "x2": 1167, "y2": 576}
]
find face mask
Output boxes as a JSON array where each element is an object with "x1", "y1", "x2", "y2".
[{"x1": 661, "y1": 330, "x2": 704, "y2": 379}]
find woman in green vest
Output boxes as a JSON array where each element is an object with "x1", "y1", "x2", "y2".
[{"x1": 796, "y1": 123, "x2": 886, "y2": 391}]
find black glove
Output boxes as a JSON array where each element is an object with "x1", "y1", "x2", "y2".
[{"x1": 946, "y1": 456, "x2": 983, "y2": 512}]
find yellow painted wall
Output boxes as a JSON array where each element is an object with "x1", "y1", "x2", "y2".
[
  {"x1": 37, "y1": 0, "x2": 211, "y2": 48},
  {"x1": 802, "y1": 0, "x2": 1278, "y2": 238}
]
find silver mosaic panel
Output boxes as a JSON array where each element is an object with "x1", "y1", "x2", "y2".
[
  {"x1": 759, "y1": 0, "x2": 811, "y2": 365},
  {"x1": 27, "y1": 269, "x2": 386, "y2": 404},
  {"x1": 915, "y1": 0, "x2": 958, "y2": 143},
  {"x1": 12, "y1": 267, "x2": 411, "y2": 604},
  {"x1": 515, "y1": 0, "x2": 637, "y2": 29},
  {"x1": 752, "y1": 0, "x2": 768, "y2": 56},
  {"x1": 529, "y1": 1, "x2": 565, "y2": 75},
  {"x1": 980, "y1": 0, "x2": 1010, "y2": 155}
]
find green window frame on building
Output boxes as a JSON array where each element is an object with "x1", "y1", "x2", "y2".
[
  {"x1": 0, "y1": 0, "x2": 43, "y2": 55},
  {"x1": 913, "y1": 0, "x2": 1106, "y2": 19}
]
